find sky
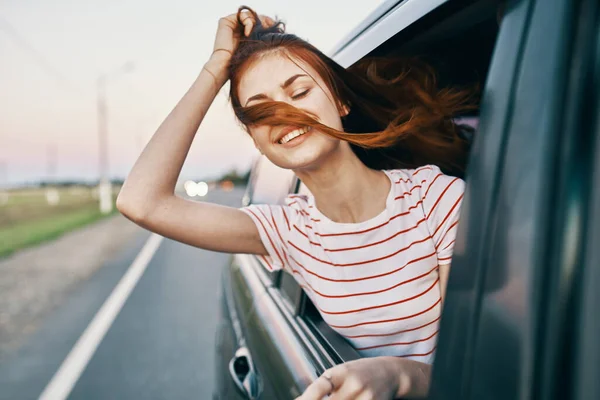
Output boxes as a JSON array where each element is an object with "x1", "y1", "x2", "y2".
[{"x1": 0, "y1": 0, "x2": 384, "y2": 187}]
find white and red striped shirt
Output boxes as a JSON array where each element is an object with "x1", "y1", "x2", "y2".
[{"x1": 240, "y1": 165, "x2": 465, "y2": 364}]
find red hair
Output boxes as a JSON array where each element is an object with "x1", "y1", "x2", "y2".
[{"x1": 228, "y1": 6, "x2": 478, "y2": 178}]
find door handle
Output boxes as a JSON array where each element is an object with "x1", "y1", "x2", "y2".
[{"x1": 228, "y1": 346, "x2": 261, "y2": 399}]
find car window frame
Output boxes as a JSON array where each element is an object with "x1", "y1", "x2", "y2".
[{"x1": 331, "y1": 0, "x2": 448, "y2": 67}]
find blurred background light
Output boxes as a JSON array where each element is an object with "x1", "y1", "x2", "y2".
[
  {"x1": 184, "y1": 180, "x2": 209, "y2": 197},
  {"x1": 196, "y1": 181, "x2": 208, "y2": 197}
]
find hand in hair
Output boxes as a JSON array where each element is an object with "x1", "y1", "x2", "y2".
[{"x1": 208, "y1": 7, "x2": 276, "y2": 72}]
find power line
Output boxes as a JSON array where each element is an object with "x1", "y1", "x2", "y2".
[{"x1": 0, "y1": 16, "x2": 80, "y2": 93}]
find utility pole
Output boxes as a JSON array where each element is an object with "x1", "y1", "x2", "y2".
[
  {"x1": 97, "y1": 76, "x2": 111, "y2": 214},
  {"x1": 96, "y1": 62, "x2": 134, "y2": 214},
  {"x1": 45, "y1": 143, "x2": 59, "y2": 205},
  {"x1": 0, "y1": 161, "x2": 7, "y2": 206},
  {"x1": 0, "y1": 160, "x2": 6, "y2": 188},
  {"x1": 46, "y1": 143, "x2": 57, "y2": 181}
]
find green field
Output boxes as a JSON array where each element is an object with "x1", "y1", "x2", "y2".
[{"x1": 0, "y1": 186, "x2": 119, "y2": 258}]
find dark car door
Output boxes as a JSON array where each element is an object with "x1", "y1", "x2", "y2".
[{"x1": 430, "y1": 0, "x2": 599, "y2": 398}]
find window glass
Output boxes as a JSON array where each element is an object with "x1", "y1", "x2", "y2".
[{"x1": 250, "y1": 156, "x2": 295, "y2": 205}]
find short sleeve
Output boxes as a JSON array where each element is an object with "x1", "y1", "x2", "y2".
[
  {"x1": 419, "y1": 165, "x2": 466, "y2": 265},
  {"x1": 239, "y1": 203, "x2": 293, "y2": 272}
]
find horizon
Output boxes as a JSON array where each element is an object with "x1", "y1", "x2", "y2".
[{"x1": 0, "y1": 1, "x2": 384, "y2": 189}]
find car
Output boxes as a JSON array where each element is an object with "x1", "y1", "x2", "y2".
[{"x1": 213, "y1": 0, "x2": 600, "y2": 399}]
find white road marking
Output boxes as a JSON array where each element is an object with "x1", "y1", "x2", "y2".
[{"x1": 39, "y1": 233, "x2": 164, "y2": 400}]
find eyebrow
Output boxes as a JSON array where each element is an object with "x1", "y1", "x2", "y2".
[{"x1": 244, "y1": 74, "x2": 309, "y2": 106}]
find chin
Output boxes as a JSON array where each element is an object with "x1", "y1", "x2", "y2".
[
  {"x1": 269, "y1": 153, "x2": 321, "y2": 171},
  {"x1": 269, "y1": 137, "x2": 340, "y2": 171}
]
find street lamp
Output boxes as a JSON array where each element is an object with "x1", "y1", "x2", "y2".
[{"x1": 97, "y1": 62, "x2": 135, "y2": 214}]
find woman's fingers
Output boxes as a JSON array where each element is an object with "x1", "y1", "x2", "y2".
[
  {"x1": 240, "y1": 11, "x2": 253, "y2": 36},
  {"x1": 294, "y1": 376, "x2": 332, "y2": 399},
  {"x1": 261, "y1": 15, "x2": 276, "y2": 28},
  {"x1": 212, "y1": 10, "x2": 275, "y2": 58},
  {"x1": 295, "y1": 368, "x2": 342, "y2": 400},
  {"x1": 240, "y1": 13, "x2": 278, "y2": 36}
]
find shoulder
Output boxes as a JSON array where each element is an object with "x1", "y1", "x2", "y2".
[
  {"x1": 384, "y1": 165, "x2": 438, "y2": 186},
  {"x1": 285, "y1": 193, "x2": 310, "y2": 210},
  {"x1": 384, "y1": 165, "x2": 452, "y2": 184},
  {"x1": 241, "y1": 194, "x2": 310, "y2": 227},
  {"x1": 386, "y1": 165, "x2": 464, "y2": 192},
  {"x1": 384, "y1": 165, "x2": 465, "y2": 216},
  {"x1": 286, "y1": 192, "x2": 320, "y2": 218}
]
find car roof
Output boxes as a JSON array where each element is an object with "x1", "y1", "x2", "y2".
[{"x1": 329, "y1": 0, "x2": 450, "y2": 67}]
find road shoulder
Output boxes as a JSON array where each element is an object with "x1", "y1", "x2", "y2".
[{"x1": 0, "y1": 214, "x2": 145, "y2": 358}]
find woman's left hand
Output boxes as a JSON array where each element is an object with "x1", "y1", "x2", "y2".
[{"x1": 294, "y1": 356, "x2": 407, "y2": 400}]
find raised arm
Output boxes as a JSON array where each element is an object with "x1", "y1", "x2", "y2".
[{"x1": 116, "y1": 12, "x2": 274, "y2": 255}]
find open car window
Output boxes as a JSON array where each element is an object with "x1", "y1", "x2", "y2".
[{"x1": 291, "y1": 0, "x2": 502, "y2": 365}]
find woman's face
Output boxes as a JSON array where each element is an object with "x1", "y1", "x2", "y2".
[{"x1": 237, "y1": 52, "x2": 347, "y2": 171}]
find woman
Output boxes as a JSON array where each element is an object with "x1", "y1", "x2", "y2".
[{"x1": 117, "y1": 6, "x2": 474, "y2": 400}]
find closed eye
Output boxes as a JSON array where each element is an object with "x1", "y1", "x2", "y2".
[{"x1": 291, "y1": 89, "x2": 310, "y2": 100}]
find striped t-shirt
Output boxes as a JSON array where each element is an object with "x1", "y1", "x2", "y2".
[{"x1": 240, "y1": 164, "x2": 465, "y2": 364}]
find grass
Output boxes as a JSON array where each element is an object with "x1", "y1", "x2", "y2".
[{"x1": 0, "y1": 186, "x2": 120, "y2": 259}]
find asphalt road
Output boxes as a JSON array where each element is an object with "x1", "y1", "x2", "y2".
[{"x1": 0, "y1": 187, "x2": 246, "y2": 400}]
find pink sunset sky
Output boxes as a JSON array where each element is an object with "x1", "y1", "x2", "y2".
[{"x1": 0, "y1": 0, "x2": 383, "y2": 187}]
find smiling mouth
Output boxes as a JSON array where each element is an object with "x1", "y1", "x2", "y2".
[{"x1": 278, "y1": 126, "x2": 312, "y2": 144}]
